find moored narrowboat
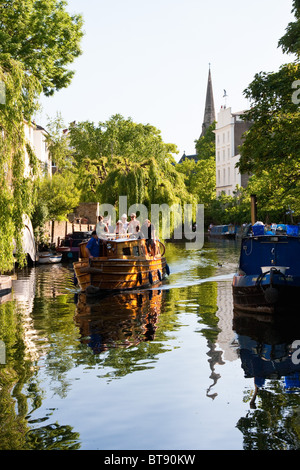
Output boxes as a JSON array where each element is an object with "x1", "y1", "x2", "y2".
[
  {"x1": 209, "y1": 224, "x2": 238, "y2": 239},
  {"x1": 232, "y1": 223, "x2": 300, "y2": 314},
  {"x1": 56, "y1": 231, "x2": 92, "y2": 261},
  {"x1": 73, "y1": 235, "x2": 170, "y2": 295}
]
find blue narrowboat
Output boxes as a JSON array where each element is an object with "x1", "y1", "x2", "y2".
[
  {"x1": 209, "y1": 224, "x2": 237, "y2": 239},
  {"x1": 232, "y1": 223, "x2": 300, "y2": 314}
]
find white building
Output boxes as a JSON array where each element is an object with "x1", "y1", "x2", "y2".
[
  {"x1": 24, "y1": 121, "x2": 51, "y2": 177},
  {"x1": 215, "y1": 106, "x2": 251, "y2": 197}
]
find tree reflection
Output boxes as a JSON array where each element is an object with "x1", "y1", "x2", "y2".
[{"x1": 26, "y1": 423, "x2": 80, "y2": 450}]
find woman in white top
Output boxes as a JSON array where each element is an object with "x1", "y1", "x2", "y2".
[
  {"x1": 121, "y1": 213, "x2": 128, "y2": 232},
  {"x1": 96, "y1": 215, "x2": 108, "y2": 238},
  {"x1": 115, "y1": 220, "x2": 126, "y2": 237}
]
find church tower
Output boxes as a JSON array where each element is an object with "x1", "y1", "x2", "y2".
[
  {"x1": 200, "y1": 65, "x2": 215, "y2": 137},
  {"x1": 178, "y1": 65, "x2": 216, "y2": 163}
]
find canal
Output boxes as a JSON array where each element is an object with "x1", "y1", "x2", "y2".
[{"x1": 0, "y1": 239, "x2": 299, "y2": 450}]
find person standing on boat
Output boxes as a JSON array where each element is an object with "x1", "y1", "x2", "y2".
[
  {"x1": 121, "y1": 213, "x2": 128, "y2": 232},
  {"x1": 86, "y1": 231, "x2": 100, "y2": 259},
  {"x1": 115, "y1": 220, "x2": 126, "y2": 237},
  {"x1": 134, "y1": 224, "x2": 144, "y2": 239},
  {"x1": 128, "y1": 213, "x2": 139, "y2": 234},
  {"x1": 96, "y1": 215, "x2": 108, "y2": 238},
  {"x1": 141, "y1": 219, "x2": 156, "y2": 256}
]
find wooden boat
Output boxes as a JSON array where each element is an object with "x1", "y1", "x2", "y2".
[
  {"x1": 232, "y1": 223, "x2": 300, "y2": 314},
  {"x1": 73, "y1": 235, "x2": 170, "y2": 295},
  {"x1": 38, "y1": 252, "x2": 62, "y2": 264}
]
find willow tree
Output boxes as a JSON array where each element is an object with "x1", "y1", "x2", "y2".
[
  {"x1": 0, "y1": 0, "x2": 84, "y2": 271},
  {"x1": 68, "y1": 115, "x2": 190, "y2": 208},
  {"x1": 0, "y1": 56, "x2": 41, "y2": 271},
  {"x1": 67, "y1": 115, "x2": 194, "y2": 237}
]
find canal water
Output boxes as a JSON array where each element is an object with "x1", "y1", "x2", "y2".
[{"x1": 0, "y1": 239, "x2": 299, "y2": 450}]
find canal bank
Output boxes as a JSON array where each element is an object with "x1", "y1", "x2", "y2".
[{"x1": 0, "y1": 275, "x2": 12, "y2": 298}]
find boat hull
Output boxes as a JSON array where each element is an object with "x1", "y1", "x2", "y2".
[
  {"x1": 38, "y1": 254, "x2": 62, "y2": 264},
  {"x1": 233, "y1": 231, "x2": 300, "y2": 314},
  {"x1": 74, "y1": 257, "x2": 168, "y2": 294},
  {"x1": 232, "y1": 273, "x2": 300, "y2": 314}
]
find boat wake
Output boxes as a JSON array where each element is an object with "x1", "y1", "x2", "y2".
[{"x1": 137, "y1": 271, "x2": 235, "y2": 293}]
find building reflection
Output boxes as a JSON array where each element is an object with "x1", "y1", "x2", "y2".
[
  {"x1": 204, "y1": 279, "x2": 239, "y2": 399},
  {"x1": 74, "y1": 289, "x2": 164, "y2": 354}
]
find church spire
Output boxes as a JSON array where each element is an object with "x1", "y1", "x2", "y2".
[{"x1": 200, "y1": 65, "x2": 215, "y2": 137}]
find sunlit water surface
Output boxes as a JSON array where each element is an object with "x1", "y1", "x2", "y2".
[{"x1": 0, "y1": 239, "x2": 299, "y2": 450}]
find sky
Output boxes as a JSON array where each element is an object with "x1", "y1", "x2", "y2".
[{"x1": 36, "y1": 0, "x2": 295, "y2": 161}]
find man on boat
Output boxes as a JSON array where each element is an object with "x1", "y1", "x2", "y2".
[
  {"x1": 85, "y1": 231, "x2": 100, "y2": 258},
  {"x1": 141, "y1": 219, "x2": 156, "y2": 257}
]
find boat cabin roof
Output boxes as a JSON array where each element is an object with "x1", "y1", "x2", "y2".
[
  {"x1": 243, "y1": 223, "x2": 299, "y2": 238},
  {"x1": 79, "y1": 235, "x2": 164, "y2": 260}
]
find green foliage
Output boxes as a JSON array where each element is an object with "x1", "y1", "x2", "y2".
[
  {"x1": 176, "y1": 157, "x2": 216, "y2": 206},
  {"x1": 239, "y1": 63, "x2": 300, "y2": 176},
  {"x1": 278, "y1": 0, "x2": 300, "y2": 58},
  {"x1": 36, "y1": 172, "x2": 81, "y2": 221},
  {"x1": 45, "y1": 113, "x2": 74, "y2": 171},
  {"x1": 206, "y1": 189, "x2": 250, "y2": 225},
  {"x1": 0, "y1": 56, "x2": 41, "y2": 271},
  {"x1": 68, "y1": 115, "x2": 191, "y2": 211},
  {"x1": 237, "y1": 2, "x2": 300, "y2": 221},
  {"x1": 0, "y1": 0, "x2": 83, "y2": 271},
  {"x1": 194, "y1": 122, "x2": 216, "y2": 160},
  {"x1": 0, "y1": 0, "x2": 84, "y2": 96},
  {"x1": 177, "y1": 123, "x2": 216, "y2": 225}
]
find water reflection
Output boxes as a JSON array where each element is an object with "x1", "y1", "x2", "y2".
[
  {"x1": 1, "y1": 240, "x2": 299, "y2": 450},
  {"x1": 233, "y1": 309, "x2": 300, "y2": 450},
  {"x1": 74, "y1": 290, "x2": 164, "y2": 354},
  {"x1": 233, "y1": 310, "x2": 300, "y2": 400}
]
